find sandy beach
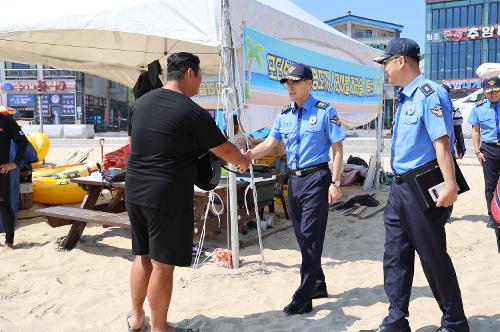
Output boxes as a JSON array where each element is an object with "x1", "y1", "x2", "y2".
[{"x1": 1, "y1": 146, "x2": 499, "y2": 332}]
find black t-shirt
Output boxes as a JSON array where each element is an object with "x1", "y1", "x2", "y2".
[
  {"x1": 126, "y1": 88, "x2": 227, "y2": 209},
  {"x1": 0, "y1": 114, "x2": 28, "y2": 166}
]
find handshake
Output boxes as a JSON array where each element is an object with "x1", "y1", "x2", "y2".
[{"x1": 237, "y1": 149, "x2": 254, "y2": 173}]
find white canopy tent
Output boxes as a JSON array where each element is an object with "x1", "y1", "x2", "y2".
[
  {"x1": 0, "y1": 0, "x2": 383, "y2": 129},
  {"x1": 0, "y1": 0, "x2": 384, "y2": 267},
  {"x1": 0, "y1": 0, "x2": 380, "y2": 85}
]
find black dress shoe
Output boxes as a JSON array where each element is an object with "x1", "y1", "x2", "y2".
[
  {"x1": 435, "y1": 327, "x2": 451, "y2": 332},
  {"x1": 359, "y1": 325, "x2": 411, "y2": 332},
  {"x1": 487, "y1": 216, "x2": 497, "y2": 229},
  {"x1": 283, "y1": 300, "x2": 312, "y2": 315},
  {"x1": 310, "y1": 287, "x2": 328, "y2": 299}
]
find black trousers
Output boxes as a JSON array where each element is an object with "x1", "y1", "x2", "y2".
[
  {"x1": 382, "y1": 182, "x2": 469, "y2": 332},
  {"x1": 287, "y1": 168, "x2": 331, "y2": 303},
  {"x1": 0, "y1": 173, "x2": 15, "y2": 244},
  {"x1": 480, "y1": 142, "x2": 500, "y2": 217}
]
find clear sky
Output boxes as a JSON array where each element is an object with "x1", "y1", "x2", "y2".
[{"x1": 291, "y1": 0, "x2": 426, "y2": 50}]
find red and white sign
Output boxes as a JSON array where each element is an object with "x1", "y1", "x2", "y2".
[
  {"x1": 2, "y1": 80, "x2": 75, "y2": 92},
  {"x1": 443, "y1": 25, "x2": 499, "y2": 42}
]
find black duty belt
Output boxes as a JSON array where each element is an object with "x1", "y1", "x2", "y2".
[
  {"x1": 483, "y1": 141, "x2": 500, "y2": 146},
  {"x1": 290, "y1": 163, "x2": 329, "y2": 177}
]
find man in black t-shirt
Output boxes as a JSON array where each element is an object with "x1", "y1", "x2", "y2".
[
  {"x1": 0, "y1": 113, "x2": 28, "y2": 251},
  {"x1": 126, "y1": 52, "x2": 250, "y2": 332}
]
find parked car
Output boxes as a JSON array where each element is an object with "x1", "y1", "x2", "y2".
[{"x1": 452, "y1": 88, "x2": 486, "y2": 138}]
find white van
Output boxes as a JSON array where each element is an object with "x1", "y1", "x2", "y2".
[{"x1": 452, "y1": 88, "x2": 486, "y2": 138}]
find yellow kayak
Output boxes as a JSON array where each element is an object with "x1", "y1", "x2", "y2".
[
  {"x1": 32, "y1": 163, "x2": 83, "y2": 178},
  {"x1": 27, "y1": 132, "x2": 50, "y2": 166},
  {"x1": 51, "y1": 162, "x2": 100, "y2": 179},
  {"x1": 32, "y1": 177, "x2": 86, "y2": 205}
]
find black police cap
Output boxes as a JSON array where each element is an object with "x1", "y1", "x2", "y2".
[
  {"x1": 482, "y1": 76, "x2": 500, "y2": 93},
  {"x1": 373, "y1": 38, "x2": 422, "y2": 64},
  {"x1": 279, "y1": 63, "x2": 313, "y2": 84}
]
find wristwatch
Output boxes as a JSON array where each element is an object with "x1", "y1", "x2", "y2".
[{"x1": 331, "y1": 180, "x2": 341, "y2": 187}]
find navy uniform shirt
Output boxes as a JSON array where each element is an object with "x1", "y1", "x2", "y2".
[
  {"x1": 269, "y1": 94, "x2": 345, "y2": 170},
  {"x1": 468, "y1": 99, "x2": 500, "y2": 144},
  {"x1": 391, "y1": 74, "x2": 454, "y2": 175}
]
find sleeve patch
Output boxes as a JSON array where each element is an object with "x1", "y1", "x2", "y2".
[
  {"x1": 430, "y1": 103, "x2": 443, "y2": 117},
  {"x1": 315, "y1": 101, "x2": 328, "y2": 109},
  {"x1": 476, "y1": 99, "x2": 487, "y2": 106},
  {"x1": 419, "y1": 83, "x2": 435, "y2": 97},
  {"x1": 331, "y1": 115, "x2": 341, "y2": 126}
]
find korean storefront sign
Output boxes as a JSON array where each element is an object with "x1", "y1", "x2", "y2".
[{"x1": 441, "y1": 25, "x2": 499, "y2": 42}]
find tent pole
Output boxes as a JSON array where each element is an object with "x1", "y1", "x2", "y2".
[
  {"x1": 375, "y1": 111, "x2": 383, "y2": 190},
  {"x1": 221, "y1": 0, "x2": 240, "y2": 268}
]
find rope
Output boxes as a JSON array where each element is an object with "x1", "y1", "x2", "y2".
[
  {"x1": 243, "y1": 167, "x2": 266, "y2": 270},
  {"x1": 183, "y1": 189, "x2": 225, "y2": 288}
]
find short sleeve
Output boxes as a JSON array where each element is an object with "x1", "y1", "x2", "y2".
[
  {"x1": 127, "y1": 105, "x2": 134, "y2": 136},
  {"x1": 422, "y1": 92, "x2": 449, "y2": 141},
  {"x1": 325, "y1": 106, "x2": 345, "y2": 144},
  {"x1": 467, "y1": 106, "x2": 480, "y2": 125},
  {"x1": 269, "y1": 114, "x2": 282, "y2": 141},
  {"x1": 193, "y1": 108, "x2": 227, "y2": 150}
]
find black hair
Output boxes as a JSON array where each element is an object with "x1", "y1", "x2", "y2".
[
  {"x1": 166, "y1": 52, "x2": 200, "y2": 80},
  {"x1": 440, "y1": 83, "x2": 450, "y2": 93}
]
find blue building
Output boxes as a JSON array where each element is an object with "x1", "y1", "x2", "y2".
[{"x1": 426, "y1": 0, "x2": 500, "y2": 98}]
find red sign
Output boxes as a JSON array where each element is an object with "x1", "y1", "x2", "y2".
[
  {"x1": 443, "y1": 25, "x2": 499, "y2": 42},
  {"x1": 8, "y1": 80, "x2": 67, "y2": 91}
]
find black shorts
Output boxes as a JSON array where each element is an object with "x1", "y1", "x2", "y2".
[{"x1": 126, "y1": 202, "x2": 194, "y2": 267}]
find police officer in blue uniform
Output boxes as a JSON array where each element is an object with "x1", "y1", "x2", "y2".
[
  {"x1": 363, "y1": 38, "x2": 469, "y2": 332},
  {"x1": 246, "y1": 63, "x2": 345, "y2": 315},
  {"x1": 468, "y1": 77, "x2": 500, "y2": 229}
]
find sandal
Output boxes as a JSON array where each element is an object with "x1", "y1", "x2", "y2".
[{"x1": 127, "y1": 310, "x2": 146, "y2": 332}]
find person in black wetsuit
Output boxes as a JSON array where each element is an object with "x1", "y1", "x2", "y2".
[{"x1": 0, "y1": 113, "x2": 28, "y2": 250}]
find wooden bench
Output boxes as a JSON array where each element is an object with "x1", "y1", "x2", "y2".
[{"x1": 38, "y1": 206, "x2": 131, "y2": 250}]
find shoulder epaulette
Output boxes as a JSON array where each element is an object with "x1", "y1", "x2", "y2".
[
  {"x1": 419, "y1": 83, "x2": 435, "y2": 97},
  {"x1": 475, "y1": 99, "x2": 487, "y2": 106},
  {"x1": 314, "y1": 100, "x2": 329, "y2": 109},
  {"x1": 281, "y1": 105, "x2": 292, "y2": 114}
]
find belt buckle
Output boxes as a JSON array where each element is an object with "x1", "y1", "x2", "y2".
[{"x1": 295, "y1": 170, "x2": 302, "y2": 176}]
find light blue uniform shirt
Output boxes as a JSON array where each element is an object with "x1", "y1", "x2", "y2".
[
  {"x1": 468, "y1": 99, "x2": 500, "y2": 144},
  {"x1": 391, "y1": 74, "x2": 454, "y2": 175},
  {"x1": 269, "y1": 95, "x2": 345, "y2": 170}
]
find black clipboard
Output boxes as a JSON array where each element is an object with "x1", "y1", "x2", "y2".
[{"x1": 402, "y1": 159, "x2": 469, "y2": 211}]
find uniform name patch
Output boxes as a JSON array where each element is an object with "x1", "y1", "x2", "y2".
[
  {"x1": 430, "y1": 104, "x2": 443, "y2": 117},
  {"x1": 419, "y1": 83, "x2": 435, "y2": 97},
  {"x1": 331, "y1": 115, "x2": 341, "y2": 126}
]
